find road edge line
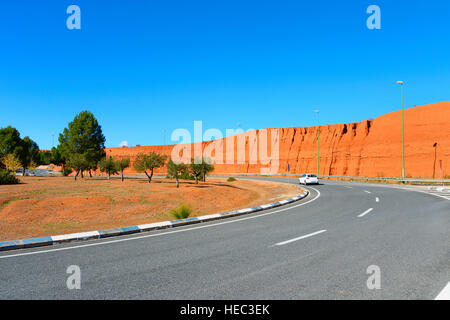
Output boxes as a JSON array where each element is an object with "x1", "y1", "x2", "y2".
[{"x1": 0, "y1": 190, "x2": 310, "y2": 252}]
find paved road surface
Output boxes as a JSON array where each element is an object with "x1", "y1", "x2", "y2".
[{"x1": 0, "y1": 179, "x2": 448, "y2": 299}]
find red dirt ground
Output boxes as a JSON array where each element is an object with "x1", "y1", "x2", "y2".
[{"x1": 0, "y1": 176, "x2": 303, "y2": 241}]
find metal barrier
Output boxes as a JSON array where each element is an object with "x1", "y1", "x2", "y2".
[
  {"x1": 54, "y1": 171, "x2": 450, "y2": 184},
  {"x1": 207, "y1": 173, "x2": 450, "y2": 184}
]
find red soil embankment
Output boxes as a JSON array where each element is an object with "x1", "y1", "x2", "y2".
[{"x1": 106, "y1": 102, "x2": 449, "y2": 178}]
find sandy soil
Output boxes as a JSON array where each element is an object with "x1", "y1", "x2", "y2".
[{"x1": 0, "y1": 176, "x2": 302, "y2": 241}]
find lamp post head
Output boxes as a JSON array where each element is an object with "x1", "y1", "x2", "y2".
[{"x1": 397, "y1": 81, "x2": 404, "y2": 85}]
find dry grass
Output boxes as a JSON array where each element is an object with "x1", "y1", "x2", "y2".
[{"x1": 0, "y1": 176, "x2": 302, "y2": 241}]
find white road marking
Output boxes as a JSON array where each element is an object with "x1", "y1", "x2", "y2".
[
  {"x1": 272, "y1": 230, "x2": 327, "y2": 247},
  {"x1": 376, "y1": 197, "x2": 380, "y2": 202},
  {"x1": 393, "y1": 186, "x2": 450, "y2": 201},
  {"x1": 0, "y1": 187, "x2": 322, "y2": 260},
  {"x1": 344, "y1": 186, "x2": 353, "y2": 189},
  {"x1": 364, "y1": 190, "x2": 371, "y2": 194},
  {"x1": 435, "y1": 281, "x2": 450, "y2": 300},
  {"x1": 357, "y1": 208, "x2": 374, "y2": 218}
]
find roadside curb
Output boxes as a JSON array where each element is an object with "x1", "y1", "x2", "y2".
[
  {"x1": 429, "y1": 186, "x2": 450, "y2": 192},
  {"x1": 0, "y1": 190, "x2": 309, "y2": 252}
]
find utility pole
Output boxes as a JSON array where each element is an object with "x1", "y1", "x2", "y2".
[
  {"x1": 315, "y1": 110, "x2": 320, "y2": 177},
  {"x1": 397, "y1": 81, "x2": 405, "y2": 179},
  {"x1": 163, "y1": 129, "x2": 166, "y2": 176}
]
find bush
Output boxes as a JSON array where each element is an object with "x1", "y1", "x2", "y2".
[
  {"x1": 170, "y1": 204, "x2": 192, "y2": 219},
  {"x1": 179, "y1": 170, "x2": 195, "y2": 180},
  {"x1": 227, "y1": 177, "x2": 236, "y2": 182},
  {"x1": 166, "y1": 170, "x2": 194, "y2": 180},
  {"x1": 0, "y1": 170, "x2": 19, "y2": 185},
  {"x1": 62, "y1": 166, "x2": 73, "y2": 176}
]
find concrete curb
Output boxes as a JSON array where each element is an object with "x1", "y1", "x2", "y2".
[
  {"x1": 0, "y1": 190, "x2": 309, "y2": 252},
  {"x1": 429, "y1": 187, "x2": 450, "y2": 192}
]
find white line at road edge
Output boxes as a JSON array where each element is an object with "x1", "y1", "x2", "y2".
[
  {"x1": 435, "y1": 281, "x2": 450, "y2": 300},
  {"x1": 357, "y1": 208, "x2": 374, "y2": 218},
  {"x1": 0, "y1": 187, "x2": 322, "y2": 260},
  {"x1": 272, "y1": 230, "x2": 327, "y2": 247}
]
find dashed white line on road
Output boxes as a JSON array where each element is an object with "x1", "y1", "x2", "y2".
[
  {"x1": 272, "y1": 230, "x2": 327, "y2": 247},
  {"x1": 364, "y1": 190, "x2": 371, "y2": 194},
  {"x1": 435, "y1": 281, "x2": 450, "y2": 300},
  {"x1": 376, "y1": 197, "x2": 380, "y2": 202},
  {"x1": 357, "y1": 208, "x2": 374, "y2": 218}
]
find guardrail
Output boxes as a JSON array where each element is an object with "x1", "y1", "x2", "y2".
[
  {"x1": 207, "y1": 173, "x2": 450, "y2": 184},
  {"x1": 36, "y1": 170, "x2": 450, "y2": 185}
]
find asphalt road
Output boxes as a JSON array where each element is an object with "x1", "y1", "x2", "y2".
[{"x1": 0, "y1": 179, "x2": 448, "y2": 299}]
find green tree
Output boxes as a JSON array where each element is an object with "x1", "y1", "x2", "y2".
[
  {"x1": 0, "y1": 126, "x2": 23, "y2": 159},
  {"x1": 20, "y1": 136, "x2": 40, "y2": 175},
  {"x1": 133, "y1": 152, "x2": 167, "y2": 183},
  {"x1": 0, "y1": 127, "x2": 40, "y2": 176},
  {"x1": 189, "y1": 157, "x2": 203, "y2": 184},
  {"x1": 199, "y1": 157, "x2": 214, "y2": 182},
  {"x1": 38, "y1": 150, "x2": 52, "y2": 165},
  {"x1": 67, "y1": 153, "x2": 89, "y2": 180},
  {"x1": 50, "y1": 146, "x2": 71, "y2": 176},
  {"x1": 116, "y1": 158, "x2": 130, "y2": 182},
  {"x1": 99, "y1": 156, "x2": 119, "y2": 180},
  {"x1": 167, "y1": 159, "x2": 188, "y2": 188},
  {"x1": 58, "y1": 111, "x2": 106, "y2": 178},
  {"x1": 50, "y1": 147, "x2": 64, "y2": 165}
]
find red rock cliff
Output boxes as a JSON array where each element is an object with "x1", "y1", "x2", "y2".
[{"x1": 106, "y1": 102, "x2": 449, "y2": 178}]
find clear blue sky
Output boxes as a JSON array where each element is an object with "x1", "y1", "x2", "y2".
[{"x1": 1, "y1": 0, "x2": 450, "y2": 149}]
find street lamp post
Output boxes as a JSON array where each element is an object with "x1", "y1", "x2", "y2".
[
  {"x1": 315, "y1": 110, "x2": 320, "y2": 177},
  {"x1": 163, "y1": 129, "x2": 166, "y2": 175},
  {"x1": 397, "y1": 81, "x2": 405, "y2": 179}
]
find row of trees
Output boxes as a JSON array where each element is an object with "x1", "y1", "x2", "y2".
[
  {"x1": 2, "y1": 111, "x2": 215, "y2": 187},
  {"x1": 95, "y1": 152, "x2": 214, "y2": 188},
  {"x1": 133, "y1": 151, "x2": 214, "y2": 187}
]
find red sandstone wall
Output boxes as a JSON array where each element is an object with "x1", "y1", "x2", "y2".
[{"x1": 106, "y1": 102, "x2": 450, "y2": 178}]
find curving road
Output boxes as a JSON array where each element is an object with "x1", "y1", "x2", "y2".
[{"x1": 0, "y1": 179, "x2": 449, "y2": 299}]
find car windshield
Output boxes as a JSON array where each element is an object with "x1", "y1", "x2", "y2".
[{"x1": 308, "y1": 174, "x2": 317, "y2": 177}]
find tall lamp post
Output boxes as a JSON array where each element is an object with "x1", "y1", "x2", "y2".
[
  {"x1": 397, "y1": 81, "x2": 405, "y2": 179},
  {"x1": 315, "y1": 110, "x2": 320, "y2": 177},
  {"x1": 163, "y1": 129, "x2": 166, "y2": 176}
]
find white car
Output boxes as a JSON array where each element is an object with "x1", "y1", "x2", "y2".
[{"x1": 299, "y1": 174, "x2": 319, "y2": 185}]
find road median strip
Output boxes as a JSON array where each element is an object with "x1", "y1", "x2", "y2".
[{"x1": 0, "y1": 190, "x2": 309, "y2": 252}]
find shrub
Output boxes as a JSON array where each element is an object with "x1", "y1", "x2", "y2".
[
  {"x1": 179, "y1": 170, "x2": 195, "y2": 180},
  {"x1": 62, "y1": 166, "x2": 73, "y2": 176},
  {"x1": 170, "y1": 204, "x2": 192, "y2": 219},
  {"x1": 227, "y1": 177, "x2": 236, "y2": 182},
  {"x1": 0, "y1": 169, "x2": 19, "y2": 185},
  {"x1": 99, "y1": 156, "x2": 119, "y2": 180}
]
